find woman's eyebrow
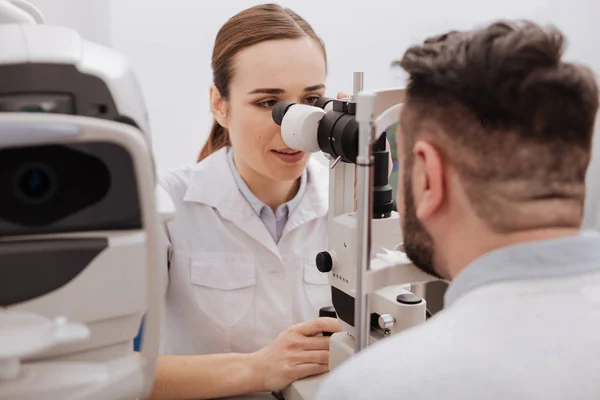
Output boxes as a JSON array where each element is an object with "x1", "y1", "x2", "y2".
[{"x1": 247, "y1": 84, "x2": 325, "y2": 95}]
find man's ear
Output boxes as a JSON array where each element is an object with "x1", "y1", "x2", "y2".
[
  {"x1": 209, "y1": 84, "x2": 228, "y2": 129},
  {"x1": 411, "y1": 140, "x2": 444, "y2": 221}
]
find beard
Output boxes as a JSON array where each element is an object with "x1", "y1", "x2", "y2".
[{"x1": 401, "y1": 161, "x2": 445, "y2": 280}]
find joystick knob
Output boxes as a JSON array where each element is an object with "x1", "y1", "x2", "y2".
[
  {"x1": 315, "y1": 251, "x2": 333, "y2": 273},
  {"x1": 319, "y1": 306, "x2": 338, "y2": 337}
]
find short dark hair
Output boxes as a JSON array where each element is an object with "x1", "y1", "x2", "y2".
[{"x1": 394, "y1": 20, "x2": 599, "y2": 232}]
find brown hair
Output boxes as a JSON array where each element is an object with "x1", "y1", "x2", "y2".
[
  {"x1": 394, "y1": 20, "x2": 599, "y2": 232},
  {"x1": 197, "y1": 3, "x2": 326, "y2": 162}
]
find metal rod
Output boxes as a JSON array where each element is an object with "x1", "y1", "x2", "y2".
[
  {"x1": 355, "y1": 122, "x2": 373, "y2": 353},
  {"x1": 353, "y1": 71, "x2": 372, "y2": 353},
  {"x1": 330, "y1": 155, "x2": 343, "y2": 169},
  {"x1": 352, "y1": 72, "x2": 364, "y2": 102}
]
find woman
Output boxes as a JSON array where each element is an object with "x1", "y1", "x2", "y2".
[{"x1": 150, "y1": 4, "x2": 345, "y2": 399}]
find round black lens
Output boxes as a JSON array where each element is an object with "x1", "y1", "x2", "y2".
[{"x1": 15, "y1": 163, "x2": 57, "y2": 205}]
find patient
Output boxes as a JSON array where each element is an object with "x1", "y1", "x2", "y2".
[{"x1": 316, "y1": 20, "x2": 600, "y2": 399}]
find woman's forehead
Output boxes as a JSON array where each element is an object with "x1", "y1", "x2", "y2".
[{"x1": 230, "y1": 38, "x2": 326, "y2": 93}]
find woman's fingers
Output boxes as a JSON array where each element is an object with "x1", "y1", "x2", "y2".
[
  {"x1": 292, "y1": 349, "x2": 330, "y2": 365},
  {"x1": 300, "y1": 335, "x2": 331, "y2": 351},
  {"x1": 290, "y1": 362, "x2": 330, "y2": 382}
]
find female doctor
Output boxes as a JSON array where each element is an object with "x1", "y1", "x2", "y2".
[{"x1": 149, "y1": 4, "x2": 346, "y2": 400}]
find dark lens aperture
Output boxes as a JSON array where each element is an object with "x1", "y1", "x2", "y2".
[{"x1": 15, "y1": 163, "x2": 57, "y2": 205}]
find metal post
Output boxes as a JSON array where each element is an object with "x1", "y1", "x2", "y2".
[
  {"x1": 353, "y1": 71, "x2": 373, "y2": 353},
  {"x1": 352, "y1": 72, "x2": 363, "y2": 102}
]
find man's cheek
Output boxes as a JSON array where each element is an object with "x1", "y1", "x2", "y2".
[
  {"x1": 396, "y1": 171, "x2": 403, "y2": 209},
  {"x1": 396, "y1": 190, "x2": 405, "y2": 219}
]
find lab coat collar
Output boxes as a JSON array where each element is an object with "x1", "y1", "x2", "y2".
[
  {"x1": 281, "y1": 155, "x2": 328, "y2": 239},
  {"x1": 183, "y1": 148, "x2": 328, "y2": 256}
]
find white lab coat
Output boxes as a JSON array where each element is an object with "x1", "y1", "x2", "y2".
[{"x1": 157, "y1": 147, "x2": 332, "y2": 355}]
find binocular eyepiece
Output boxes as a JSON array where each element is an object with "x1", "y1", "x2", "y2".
[
  {"x1": 271, "y1": 97, "x2": 394, "y2": 219},
  {"x1": 272, "y1": 97, "x2": 336, "y2": 126},
  {"x1": 272, "y1": 97, "x2": 360, "y2": 163}
]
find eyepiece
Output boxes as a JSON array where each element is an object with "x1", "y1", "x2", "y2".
[
  {"x1": 315, "y1": 97, "x2": 334, "y2": 110},
  {"x1": 272, "y1": 101, "x2": 296, "y2": 126}
]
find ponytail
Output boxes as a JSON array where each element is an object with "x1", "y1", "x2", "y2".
[{"x1": 197, "y1": 120, "x2": 231, "y2": 162}]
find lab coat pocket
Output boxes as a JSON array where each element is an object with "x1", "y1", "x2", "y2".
[
  {"x1": 302, "y1": 258, "x2": 332, "y2": 311},
  {"x1": 190, "y1": 252, "x2": 256, "y2": 328}
]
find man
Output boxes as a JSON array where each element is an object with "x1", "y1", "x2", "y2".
[{"x1": 316, "y1": 20, "x2": 600, "y2": 399}]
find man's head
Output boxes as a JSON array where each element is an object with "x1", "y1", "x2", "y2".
[{"x1": 393, "y1": 20, "x2": 599, "y2": 279}]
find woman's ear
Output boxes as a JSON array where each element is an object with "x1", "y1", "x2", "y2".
[{"x1": 209, "y1": 84, "x2": 228, "y2": 129}]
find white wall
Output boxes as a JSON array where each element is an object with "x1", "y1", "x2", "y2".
[{"x1": 28, "y1": 0, "x2": 111, "y2": 47}]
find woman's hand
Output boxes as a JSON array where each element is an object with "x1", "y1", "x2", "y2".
[{"x1": 250, "y1": 317, "x2": 342, "y2": 392}]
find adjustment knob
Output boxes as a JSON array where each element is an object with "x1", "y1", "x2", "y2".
[
  {"x1": 319, "y1": 306, "x2": 337, "y2": 319},
  {"x1": 319, "y1": 306, "x2": 338, "y2": 337},
  {"x1": 315, "y1": 252, "x2": 333, "y2": 273},
  {"x1": 396, "y1": 293, "x2": 422, "y2": 305},
  {"x1": 378, "y1": 314, "x2": 396, "y2": 329}
]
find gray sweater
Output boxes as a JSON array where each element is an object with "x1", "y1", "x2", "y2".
[{"x1": 316, "y1": 231, "x2": 600, "y2": 400}]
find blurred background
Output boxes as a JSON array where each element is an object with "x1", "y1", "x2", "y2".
[{"x1": 28, "y1": 0, "x2": 600, "y2": 311}]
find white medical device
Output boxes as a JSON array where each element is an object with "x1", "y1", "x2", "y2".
[
  {"x1": 0, "y1": 2, "x2": 171, "y2": 399},
  {"x1": 272, "y1": 73, "x2": 439, "y2": 399}
]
